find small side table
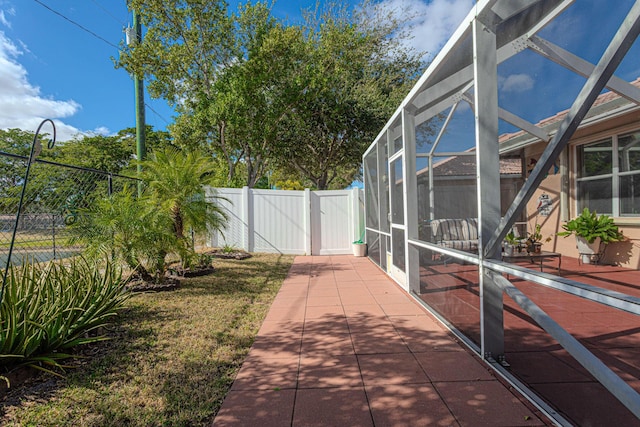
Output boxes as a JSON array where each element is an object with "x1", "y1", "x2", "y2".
[{"x1": 502, "y1": 250, "x2": 562, "y2": 274}]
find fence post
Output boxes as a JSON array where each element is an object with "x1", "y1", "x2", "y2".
[
  {"x1": 242, "y1": 186, "x2": 252, "y2": 252},
  {"x1": 52, "y1": 213, "x2": 57, "y2": 260},
  {"x1": 352, "y1": 187, "x2": 363, "y2": 243},
  {"x1": 304, "y1": 189, "x2": 312, "y2": 255}
]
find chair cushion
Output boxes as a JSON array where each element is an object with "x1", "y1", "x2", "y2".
[
  {"x1": 431, "y1": 218, "x2": 479, "y2": 241},
  {"x1": 440, "y1": 239, "x2": 479, "y2": 251}
]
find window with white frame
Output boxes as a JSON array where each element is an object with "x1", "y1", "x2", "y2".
[{"x1": 576, "y1": 130, "x2": 640, "y2": 216}]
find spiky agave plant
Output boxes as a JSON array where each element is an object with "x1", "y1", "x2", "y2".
[{"x1": 0, "y1": 257, "x2": 128, "y2": 374}]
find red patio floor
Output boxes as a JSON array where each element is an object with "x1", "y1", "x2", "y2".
[
  {"x1": 418, "y1": 255, "x2": 640, "y2": 426},
  {"x1": 213, "y1": 255, "x2": 550, "y2": 426}
]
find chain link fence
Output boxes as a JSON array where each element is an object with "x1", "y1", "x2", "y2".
[{"x1": 0, "y1": 151, "x2": 139, "y2": 265}]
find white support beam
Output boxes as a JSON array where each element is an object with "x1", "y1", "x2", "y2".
[
  {"x1": 412, "y1": 69, "x2": 474, "y2": 116},
  {"x1": 462, "y1": 93, "x2": 550, "y2": 142},
  {"x1": 402, "y1": 110, "x2": 420, "y2": 294},
  {"x1": 497, "y1": 107, "x2": 550, "y2": 142},
  {"x1": 415, "y1": 93, "x2": 465, "y2": 128},
  {"x1": 473, "y1": 17, "x2": 504, "y2": 361},
  {"x1": 429, "y1": 102, "x2": 460, "y2": 156},
  {"x1": 494, "y1": 272, "x2": 640, "y2": 419},
  {"x1": 411, "y1": 37, "x2": 528, "y2": 120},
  {"x1": 528, "y1": 35, "x2": 640, "y2": 104}
]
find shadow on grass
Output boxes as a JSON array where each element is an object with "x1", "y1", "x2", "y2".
[
  {"x1": 0, "y1": 253, "x2": 295, "y2": 426},
  {"x1": 184, "y1": 255, "x2": 293, "y2": 295},
  {"x1": 0, "y1": 302, "x2": 162, "y2": 421}
]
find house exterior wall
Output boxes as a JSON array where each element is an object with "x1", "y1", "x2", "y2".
[{"x1": 524, "y1": 108, "x2": 640, "y2": 268}]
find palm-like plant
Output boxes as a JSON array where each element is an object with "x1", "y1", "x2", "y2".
[
  {"x1": 140, "y1": 148, "x2": 228, "y2": 265},
  {"x1": 71, "y1": 186, "x2": 176, "y2": 280}
]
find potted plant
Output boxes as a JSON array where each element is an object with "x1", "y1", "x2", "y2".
[
  {"x1": 557, "y1": 208, "x2": 623, "y2": 264},
  {"x1": 525, "y1": 223, "x2": 551, "y2": 254},
  {"x1": 525, "y1": 224, "x2": 542, "y2": 254},
  {"x1": 352, "y1": 239, "x2": 367, "y2": 257},
  {"x1": 503, "y1": 230, "x2": 520, "y2": 256}
]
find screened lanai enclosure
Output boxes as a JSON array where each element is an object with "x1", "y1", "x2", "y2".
[{"x1": 363, "y1": 0, "x2": 640, "y2": 425}]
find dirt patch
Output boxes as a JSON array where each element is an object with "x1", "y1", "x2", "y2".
[
  {"x1": 0, "y1": 366, "x2": 41, "y2": 399},
  {"x1": 167, "y1": 266, "x2": 216, "y2": 278},
  {"x1": 204, "y1": 249, "x2": 252, "y2": 260},
  {"x1": 125, "y1": 275, "x2": 181, "y2": 292},
  {"x1": 0, "y1": 333, "x2": 115, "y2": 405}
]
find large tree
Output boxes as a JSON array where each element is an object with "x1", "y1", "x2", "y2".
[
  {"x1": 168, "y1": 3, "x2": 306, "y2": 188},
  {"x1": 121, "y1": 1, "x2": 276, "y2": 187},
  {"x1": 120, "y1": 1, "x2": 425, "y2": 189},
  {"x1": 270, "y1": 4, "x2": 424, "y2": 189}
]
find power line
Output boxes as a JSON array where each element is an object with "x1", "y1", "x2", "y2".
[
  {"x1": 33, "y1": 0, "x2": 173, "y2": 130},
  {"x1": 145, "y1": 102, "x2": 171, "y2": 126},
  {"x1": 33, "y1": 0, "x2": 120, "y2": 50},
  {"x1": 90, "y1": 0, "x2": 127, "y2": 27}
]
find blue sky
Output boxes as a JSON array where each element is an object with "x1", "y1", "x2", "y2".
[
  {"x1": 5, "y1": 0, "x2": 355, "y2": 140},
  {"x1": 0, "y1": 0, "x2": 474, "y2": 141},
  {"x1": 1, "y1": 0, "x2": 639, "y2": 144}
]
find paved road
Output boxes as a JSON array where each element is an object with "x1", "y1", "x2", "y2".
[{"x1": 0, "y1": 248, "x2": 81, "y2": 266}]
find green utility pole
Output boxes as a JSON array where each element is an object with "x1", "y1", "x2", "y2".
[{"x1": 133, "y1": 10, "x2": 146, "y2": 195}]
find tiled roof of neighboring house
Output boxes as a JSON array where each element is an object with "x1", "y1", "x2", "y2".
[
  {"x1": 430, "y1": 155, "x2": 521, "y2": 177},
  {"x1": 499, "y1": 77, "x2": 640, "y2": 144},
  {"x1": 418, "y1": 77, "x2": 640, "y2": 180}
]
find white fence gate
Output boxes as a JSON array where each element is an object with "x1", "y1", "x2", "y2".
[{"x1": 206, "y1": 187, "x2": 364, "y2": 255}]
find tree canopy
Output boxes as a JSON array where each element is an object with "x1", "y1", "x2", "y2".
[{"x1": 119, "y1": 1, "x2": 427, "y2": 189}]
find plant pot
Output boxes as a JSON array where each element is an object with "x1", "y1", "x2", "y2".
[
  {"x1": 527, "y1": 242, "x2": 542, "y2": 254},
  {"x1": 504, "y1": 244, "x2": 515, "y2": 256},
  {"x1": 576, "y1": 236, "x2": 601, "y2": 264},
  {"x1": 352, "y1": 243, "x2": 367, "y2": 257}
]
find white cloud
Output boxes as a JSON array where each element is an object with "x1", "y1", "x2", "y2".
[
  {"x1": 0, "y1": 31, "x2": 83, "y2": 141},
  {"x1": 91, "y1": 126, "x2": 111, "y2": 136},
  {"x1": 0, "y1": 6, "x2": 14, "y2": 28},
  {"x1": 499, "y1": 73, "x2": 535, "y2": 93},
  {"x1": 370, "y1": 0, "x2": 475, "y2": 57},
  {"x1": 0, "y1": 11, "x2": 10, "y2": 28}
]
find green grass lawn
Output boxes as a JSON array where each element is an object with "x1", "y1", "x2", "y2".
[
  {"x1": 0, "y1": 253, "x2": 294, "y2": 427},
  {"x1": 0, "y1": 230, "x2": 74, "y2": 249}
]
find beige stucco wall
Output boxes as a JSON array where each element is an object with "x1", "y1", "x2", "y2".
[{"x1": 522, "y1": 110, "x2": 640, "y2": 268}]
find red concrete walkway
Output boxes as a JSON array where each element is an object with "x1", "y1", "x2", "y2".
[{"x1": 213, "y1": 255, "x2": 549, "y2": 426}]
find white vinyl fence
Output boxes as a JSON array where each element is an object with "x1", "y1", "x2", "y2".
[{"x1": 206, "y1": 187, "x2": 364, "y2": 255}]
